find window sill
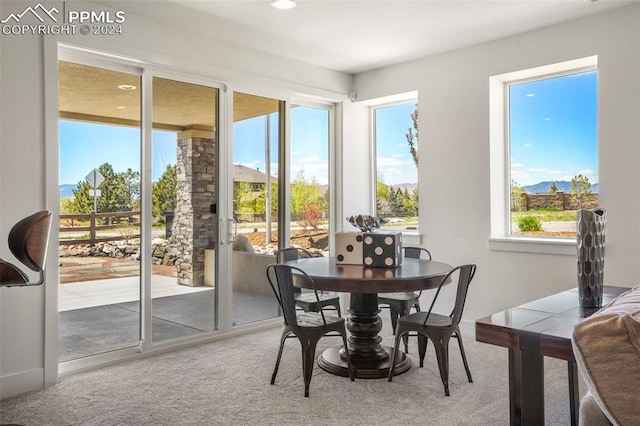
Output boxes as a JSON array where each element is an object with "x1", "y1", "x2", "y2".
[{"x1": 489, "y1": 236, "x2": 575, "y2": 256}]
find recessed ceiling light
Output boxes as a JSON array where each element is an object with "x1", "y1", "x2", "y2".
[
  {"x1": 271, "y1": 0, "x2": 296, "y2": 10},
  {"x1": 115, "y1": 106, "x2": 127, "y2": 110},
  {"x1": 118, "y1": 84, "x2": 137, "y2": 91}
]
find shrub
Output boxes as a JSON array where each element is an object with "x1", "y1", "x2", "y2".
[{"x1": 518, "y1": 216, "x2": 543, "y2": 232}]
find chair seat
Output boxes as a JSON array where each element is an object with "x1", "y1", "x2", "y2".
[
  {"x1": 295, "y1": 292, "x2": 339, "y2": 304},
  {"x1": 379, "y1": 292, "x2": 419, "y2": 302},
  {"x1": 0, "y1": 261, "x2": 29, "y2": 286},
  {"x1": 295, "y1": 312, "x2": 344, "y2": 328},
  {"x1": 399, "y1": 311, "x2": 453, "y2": 328}
]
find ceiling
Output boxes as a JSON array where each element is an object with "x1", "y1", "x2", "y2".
[
  {"x1": 59, "y1": 61, "x2": 280, "y2": 128},
  {"x1": 109, "y1": 0, "x2": 635, "y2": 74}
]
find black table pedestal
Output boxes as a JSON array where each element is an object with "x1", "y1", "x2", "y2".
[{"x1": 317, "y1": 292, "x2": 411, "y2": 379}]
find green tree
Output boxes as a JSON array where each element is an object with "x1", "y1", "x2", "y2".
[
  {"x1": 290, "y1": 168, "x2": 323, "y2": 222},
  {"x1": 376, "y1": 172, "x2": 391, "y2": 215},
  {"x1": 69, "y1": 180, "x2": 93, "y2": 213},
  {"x1": 233, "y1": 180, "x2": 258, "y2": 218},
  {"x1": 406, "y1": 105, "x2": 418, "y2": 168},
  {"x1": 570, "y1": 174, "x2": 592, "y2": 207},
  {"x1": 67, "y1": 163, "x2": 140, "y2": 214},
  {"x1": 510, "y1": 180, "x2": 526, "y2": 212},
  {"x1": 549, "y1": 181, "x2": 558, "y2": 194},
  {"x1": 152, "y1": 165, "x2": 177, "y2": 221}
]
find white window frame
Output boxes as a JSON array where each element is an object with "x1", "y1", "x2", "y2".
[
  {"x1": 489, "y1": 56, "x2": 598, "y2": 255},
  {"x1": 369, "y1": 93, "x2": 420, "y2": 241}
]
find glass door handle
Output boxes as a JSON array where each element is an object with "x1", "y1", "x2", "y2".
[
  {"x1": 229, "y1": 217, "x2": 237, "y2": 242},
  {"x1": 223, "y1": 217, "x2": 237, "y2": 243}
]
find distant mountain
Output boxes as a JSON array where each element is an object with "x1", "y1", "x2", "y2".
[
  {"x1": 523, "y1": 181, "x2": 598, "y2": 194},
  {"x1": 59, "y1": 184, "x2": 76, "y2": 198},
  {"x1": 390, "y1": 183, "x2": 418, "y2": 192}
]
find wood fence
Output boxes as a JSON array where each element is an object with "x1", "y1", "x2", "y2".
[{"x1": 59, "y1": 211, "x2": 141, "y2": 246}]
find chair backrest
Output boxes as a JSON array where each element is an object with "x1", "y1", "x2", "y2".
[
  {"x1": 266, "y1": 263, "x2": 326, "y2": 326},
  {"x1": 8, "y1": 210, "x2": 52, "y2": 273},
  {"x1": 404, "y1": 246, "x2": 432, "y2": 260},
  {"x1": 424, "y1": 264, "x2": 477, "y2": 326},
  {"x1": 275, "y1": 247, "x2": 313, "y2": 263}
]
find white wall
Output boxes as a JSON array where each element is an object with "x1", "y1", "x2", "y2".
[
  {"x1": 0, "y1": 0, "x2": 351, "y2": 399},
  {"x1": 352, "y1": 4, "x2": 640, "y2": 320}
]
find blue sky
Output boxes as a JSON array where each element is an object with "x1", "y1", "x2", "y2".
[
  {"x1": 59, "y1": 120, "x2": 176, "y2": 184},
  {"x1": 232, "y1": 106, "x2": 330, "y2": 185},
  {"x1": 509, "y1": 70, "x2": 598, "y2": 187},
  {"x1": 375, "y1": 102, "x2": 418, "y2": 186}
]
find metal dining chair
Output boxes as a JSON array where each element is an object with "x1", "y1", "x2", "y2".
[
  {"x1": 266, "y1": 263, "x2": 354, "y2": 397},
  {"x1": 388, "y1": 264, "x2": 477, "y2": 396},
  {"x1": 275, "y1": 247, "x2": 342, "y2": 317},
  {"x1": 378, "y1": 246, "x2": 431, "y2": 353},
  {"x1": 0, "y1": 210, "x2": 52, "y2": 287}
]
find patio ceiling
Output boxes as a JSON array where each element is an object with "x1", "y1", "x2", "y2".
[{"x1": 58, "y1": 61, "x2": 279, "y2": 130}]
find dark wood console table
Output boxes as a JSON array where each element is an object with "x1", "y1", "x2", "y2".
[
  {"x1": 475, "y1": 285, "x2": 627, "y2": 426},
  {"x1": 287, "y1": 256, "x2": 452, "y2": 379}
]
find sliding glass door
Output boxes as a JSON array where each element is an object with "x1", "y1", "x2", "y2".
[
  {"x1": 231, "y1": 92, "x2": 282, "y2": 326},
  {"x1": 57, "y1": 49, "x2": 337, "y2": 367},
  {"x1": 149, "y1": 77, "x2": 219, "y2": 343},
  {"x1": 58, "y1": 60, "x2": 142, "y2": 362},
  {"x1": 290, "y1": 104, "x2": 331, "y2": 256}
]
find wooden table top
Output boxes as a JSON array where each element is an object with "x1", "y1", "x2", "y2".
[
  {"x1": 475, "y1": 285, "x2": 628, "y2": 361},
  {"x1": 285, "y1": 257, "x2": 452, "y2": 294}
]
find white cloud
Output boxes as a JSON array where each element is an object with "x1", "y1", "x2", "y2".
[
  {"x1": 526, "y1": 93, "x2": 535, "y2": 97},
  {"x1": 577, "y1": 169, "x2": 596, "y2": 176},
  {"x1": 510, "y1": 170, "x2": 531, "y2": 179},
  {"x1": 524, "y1": 143, "x2": 532, "y2": 148},
  {"x1": 528, "y1": 168, "x2": 568, "y2": 175}
]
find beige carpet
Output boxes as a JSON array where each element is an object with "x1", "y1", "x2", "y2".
[{"x1": 0, "y1": 320, "x2": 582, "y2": 425}]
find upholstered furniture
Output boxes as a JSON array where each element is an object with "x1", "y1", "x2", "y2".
[
  {"x1": 571, "y1": 284, "x2": 640, "y2": 426},
  {"x1": 0, "y1": 210, "x2": 52, "y2": 287}
]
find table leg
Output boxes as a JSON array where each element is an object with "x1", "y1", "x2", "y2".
[
  {"x1": 317, "y1": 292, "x2": 411, "y2": 379},
  {"x1": 508, "y1": 331, "x2": 545, "y2": 425},
  {"x1": 568, "y1": 361, "x2": 580, "y2": 426}
]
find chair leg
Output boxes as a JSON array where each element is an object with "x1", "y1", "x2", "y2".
[
  {"x1": 301, "y1": 336, "x2": 321, "y2": 397},
  {"x1": 341, "y1": 330, "x2": 354, "y2": 381},
  {"x1": 399, "y1": 302, "x2": 411, "y2": 354},
  {"x1": 332, "y1": 302, "x2": 342, "y2": 317},
  {"x1": 271, "y1": 330, "x2": 289, "y2": 385},
  {"x1": 389, "y1": 306, "x2": 400, "y2": 335},
  {"x1": 433, "y1": 336, "x2": 451, "y2": 396},
  {"x1": 417, "y1": 334, "x2": 428, "y2": 367},
  {"x1": 455, "y1": 331, "x2": 473, "y2": 383},
  {"x1": 387, "y1": 327, "x2": 404, "y2": 382}
]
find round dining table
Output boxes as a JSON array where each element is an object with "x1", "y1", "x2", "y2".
[{"x1": 285, "y1": 256, "x2": 453, "y2": 379}]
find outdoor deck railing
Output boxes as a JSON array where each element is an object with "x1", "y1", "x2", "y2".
[{"x1": 59, "y1": 211, "x2": 141, "y2": 246}]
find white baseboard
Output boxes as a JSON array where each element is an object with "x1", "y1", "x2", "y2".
[{"x1": 1, "y1": 368, "x2": 43, "y2": 400}]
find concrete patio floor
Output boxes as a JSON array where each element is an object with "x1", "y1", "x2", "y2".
[{"x1": 58, "y1": 256, "x2": 279, "y2": 362}]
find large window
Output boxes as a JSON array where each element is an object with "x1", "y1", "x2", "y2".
[
  {"x1": 490, "y1": 57, "x2": 598, "y2": 244},
  {"x1": 372, "y1": 101, "x2": 419, "y2": 231}
]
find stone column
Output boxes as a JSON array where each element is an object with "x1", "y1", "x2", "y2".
[{"x1": 173, "y1": 128, "x2": 216, "y2": 287}]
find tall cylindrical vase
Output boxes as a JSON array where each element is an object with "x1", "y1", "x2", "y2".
[{"x1": 576, "y1": 208, "x2": 606, "y2": 308}]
